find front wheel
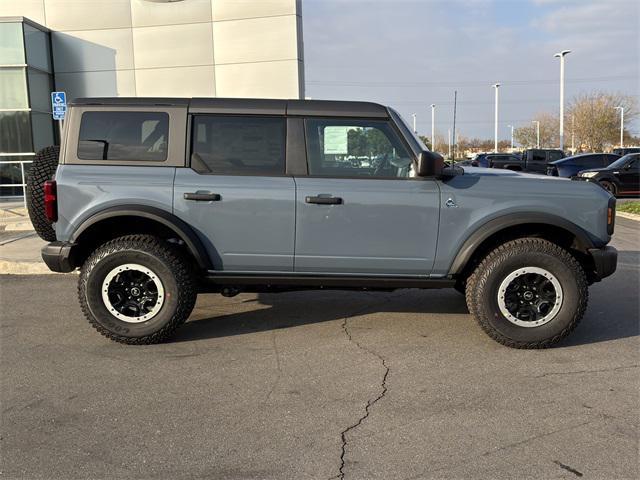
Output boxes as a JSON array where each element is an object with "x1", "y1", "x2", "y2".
[
  {"x1": 78, "y1": 235, "x2": 197, "y2": 344},
  {"x1": 466, "y1": 238, "x2": 588, "y2": 349},
  {"x1": 599, "y1": 180, "x2": 617, "y2": 196}
]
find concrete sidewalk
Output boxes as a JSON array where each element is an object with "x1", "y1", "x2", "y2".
[{"x1": 0, "y1": 203, "x2": 52, "y2": 274}]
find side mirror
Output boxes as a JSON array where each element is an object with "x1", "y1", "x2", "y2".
[{"x1": 416, "y1": 151, "x2": 444, "y2": 177}]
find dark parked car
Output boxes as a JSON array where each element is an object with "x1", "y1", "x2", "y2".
[
  {"x1": 574, "y1": 153, "x2": 640, "y2": 196},
  {"x1": 547, "y1": 153, "x2": 620, "y2": 178},
  {"x1": 470, "y1": 153, "x2": 521, "y2": 168},
  {"x1": 612, "y1": 147, "x2": 640, "y2": 156},
  {"x1": 518, "y1": 149, "x2": 565, "y2": 173}
]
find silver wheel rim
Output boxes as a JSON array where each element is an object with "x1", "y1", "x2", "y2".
[
  {"x1": 101, "y1": 263, "x2": 165, "y2": 323},
  {"x1": 497, "y1": 267, "x2": 563, "y2": 327}
]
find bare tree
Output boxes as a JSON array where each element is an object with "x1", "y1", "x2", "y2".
[
  {"x1": 567, "y1": 92, "x2": 638, "y2": 151},
  {"x1": 514, "y1": 113, "x2": 559, "y2": 149}
]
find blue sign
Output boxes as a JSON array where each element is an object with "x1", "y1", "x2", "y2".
[{"x1": 51, "y1": 91, "x2": 67, "y2": 121}]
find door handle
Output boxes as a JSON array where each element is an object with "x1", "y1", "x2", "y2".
[
  {"x1": 305, "y1": 196, "x2": 343, "y2": 205},
  {"x1": 184, "y1": 191, "x2": 221, "y2": 201}
]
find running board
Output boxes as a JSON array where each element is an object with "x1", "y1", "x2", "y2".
[{"x1": 201, "y1": 272, "x2": 455, "y2": 290}]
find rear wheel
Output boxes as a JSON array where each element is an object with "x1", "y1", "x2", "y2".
[
  {"x1": 466, "y1": 238, "x2": 588, "y2": 349},
  {"x1": 26, "y1": 146, "x2": 60, "y2": 241},
  {"x1": 78, "y1": 235, "x2": 197, "y2": 344},
  {"x1": 599, "y1": 180, "x2": 617, "y2": 196}
]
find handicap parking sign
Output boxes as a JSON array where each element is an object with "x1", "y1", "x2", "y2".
[{"x1": 51, "y1": 91, "x2": 67, "y2": 121}]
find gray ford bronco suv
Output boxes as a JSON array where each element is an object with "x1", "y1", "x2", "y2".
[{"x1": 26, "y1": 98, "x2": 617, "y2": 348}]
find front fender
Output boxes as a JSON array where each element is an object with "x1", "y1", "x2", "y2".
[{"x1": 446, "y1": 212, "x2": 596, "y2": 275}]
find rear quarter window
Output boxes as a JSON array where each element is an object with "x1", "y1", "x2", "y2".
[{"x1": 78, "y1": 111, "x2": 169, "y2": 161}]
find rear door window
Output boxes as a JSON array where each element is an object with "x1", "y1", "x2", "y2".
[
  {"x1": 78, "y1": 111, "x2": 169, "y2": 161},
  {"x1": 531, "y1": 150, "x2": 546, "y2": 162},
  {"x1": 190, "y1": 115, "x2": 285, "y2": 175},
  {"x1": 576, "y1": 155, "x2": 603, "y2": 168}
]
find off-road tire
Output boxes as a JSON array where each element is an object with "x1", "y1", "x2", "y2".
[
  {"x1": 599, "y1": 180, "x2": 617, "y2": 196},
  {"x1": 78, "y1": 235, "x2": 197, "y2": 345},
  {"x1": 26, "y1": 145, "x2": 60, "y2": 241},
  {"x1": 466, "y1": 238, "x2": 588, "y2": 349}
]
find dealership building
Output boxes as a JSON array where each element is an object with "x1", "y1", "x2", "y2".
[{"x1": 0, "y1": 0, "x2": 305, "y2": 197}]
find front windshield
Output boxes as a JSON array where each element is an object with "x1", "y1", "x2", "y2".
[
  {"x1": 389, "y1": 108, "x2": 427, "y2": 151},
  {"x1": 608, "y1": 154, "x2": 636, "y2": 169}
]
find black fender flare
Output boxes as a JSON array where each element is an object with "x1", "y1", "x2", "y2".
[
  {"x1": 448, "y1": 212, "x2": 597, "y2": 275},
  {"x1": 70, "y1": 205, "x2": 212, "y2": 270}
]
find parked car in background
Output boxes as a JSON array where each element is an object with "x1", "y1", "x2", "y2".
[
  {"x1": 470, "y1": 153, "x2": 521, "y2": 168},
  {"x1": 612, "y1": 147, "x2": 640, "y2": 156},
  {"x1": 490, "y1": 149, "x2": 564, "y2": 173},
  {"x1": 547, "y1": 153, "x2": 620, "y2": 178},
  {"x1": 574, "y1": 153, "x2": 640, "y2": 196}
]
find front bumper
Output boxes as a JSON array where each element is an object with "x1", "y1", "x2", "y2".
[
  {"x1": 41, "y1": 241, "x2": 76, "y2": 273},
  {"x1": 588, "y1": 245, "x2": 617, "y2": 280}
]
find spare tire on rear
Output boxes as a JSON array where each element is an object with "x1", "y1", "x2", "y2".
[{"x1": 26, "y1": 145, "x2": 60, "y2": 241}]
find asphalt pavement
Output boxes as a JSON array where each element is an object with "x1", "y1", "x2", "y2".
[{"x1": 1, "y1": 218, "x2": 638, "y2": 480}]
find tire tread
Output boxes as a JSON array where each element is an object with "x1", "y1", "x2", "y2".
[
  {"x1": 78, "y1": 235, "x2": 196, "y2": 345},
  {"x1": 466, "y1": 237, "x2": 588, "y2": 349}
]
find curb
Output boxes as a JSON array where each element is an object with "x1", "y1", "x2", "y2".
[
  {"x1": 0, "y1": 260, "x2": 61, "y2": 275},
  {"x1": 4, "y1": 222, "x2": 34, "y2": 231},
  {"x1": 616, "y1": 212, "x2": 640, "y2": 222}
]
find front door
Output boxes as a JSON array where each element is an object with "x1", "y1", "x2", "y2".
[
  {"x1": 294, "y1": 118, "x2": 440, "y2": 275},
  {"x1": 174, "y1": 115, "x2": 295, "y2": 272}
]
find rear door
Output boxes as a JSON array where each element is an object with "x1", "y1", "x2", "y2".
[
  {"x1": 527, "y1": 150, "x2": 547, "y2": 173},
  {"x1": 173, "y1": 114, "x2": 295, "y2": 272},
  {"x1": 293, "y1": 117, "x2": 440, "y2": 275}
]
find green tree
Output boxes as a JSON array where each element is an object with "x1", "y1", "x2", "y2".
[{"x1": 567, "y1": 92, "x2": 638, "y2": 151}]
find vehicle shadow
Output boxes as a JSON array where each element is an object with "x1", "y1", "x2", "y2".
[
  {"x1": 174, "y1": 250, "x2": 639, "y2": 347},
  {"x1": 173, "y1": 288, "x2": 469, "y2": 342},
  {"x1": 558, "y1": 249, "x2": 639, "y2": 347}
]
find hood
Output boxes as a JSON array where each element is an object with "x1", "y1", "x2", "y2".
[{"x1": 461, "y1": 166, "x2": 569, "y2": 181}]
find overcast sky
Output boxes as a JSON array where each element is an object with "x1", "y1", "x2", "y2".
[{"x1": 302, "y1": 0, "x2": 639, "y2": 141}]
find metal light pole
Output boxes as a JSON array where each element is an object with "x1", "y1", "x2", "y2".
[
  {"x1": 448, "y1": 128, "x2": 451, "y2": 159},
  {"x1": 615, "y1": 106, "x2": 624, "y2": 148},
  {"x1": 571, "y1": 114, "x2": 575, "y2": 153},
  {"x1": 430, "y1": 104, "x2": 436, "y2": 153},
  {"x1": 532, "y1": 120, "x2": 540, "y2": 148},
  {"x1": 507, "y1": 124, "x2": 514, "y2": 150},
  {"x1": 554, "y1": 50, "x2": 571, "y2": 151},
  {"x1": 493, "y1": 83, "x2": 500, "y2": 152},
  {"x1": 412, "y1": 113, "x2": 417, "y2": 134}
]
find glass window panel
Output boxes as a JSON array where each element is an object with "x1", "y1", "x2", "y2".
[
  {"x1": 191, "y1": 116, "x2": 285, "y2": 175},
  {"x1": 0, "y1": 23, "x2": 25, "y2": 65},
  {"x1": 0, "y1": 67, "x2": 28, "y2": 109},
  {"x1": 305, "y1": 118, "x2": 413, "y2": 178},
  {"x1": 27, "y1": 69, "x2": 53, "y2": 112},
  {"x1": 0, "y1": 112, "x2": 32, "y2": 153},
  {"x1": 23, "y1": 24, "x2": 51, "y2": 72},
  {"x1": 31, "y1": 113, "x2": 54, "y2": 151},
  {"x1": 78, "y1": 112, "x2": 169, "y2": 161}
]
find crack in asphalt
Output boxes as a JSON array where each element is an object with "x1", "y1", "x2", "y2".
[
  {"x1": 263, "y1": 330, "x2": 282, "y2": 403},
  {"x1": 554, "y1": 460, "x2": 584, "y2": 477},
  {"x1": 333, "y1": 310, "x2": 390, "y2": 480}
]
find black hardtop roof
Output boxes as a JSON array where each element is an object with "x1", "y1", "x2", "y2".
[{"x1": 71, "y1": 97, "x2": 389, "y2": 118}]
